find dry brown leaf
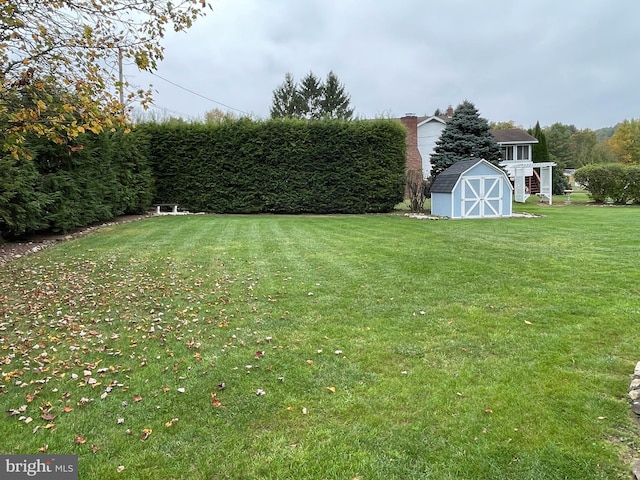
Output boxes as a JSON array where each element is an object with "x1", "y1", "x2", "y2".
[
  {"x1": 210, "y1": 392, "x2": 222, "y2": 408},
  {"x1": 74, "y1": 435, "x2": 87, "y2": 444}
]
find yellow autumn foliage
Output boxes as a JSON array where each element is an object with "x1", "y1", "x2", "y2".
[{"x1": 0, "y1": 0, "x2": 211, "y2": 159}]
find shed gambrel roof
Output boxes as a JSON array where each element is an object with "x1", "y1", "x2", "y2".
[
  {"x1": 491, "y1": 128, "x2": 538, "y2": 144},
  {"x1": 430, "y1": 159, "x2": 484, "y2": 194}
]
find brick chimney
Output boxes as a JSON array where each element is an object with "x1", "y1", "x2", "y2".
[
  {"x1": 446, "y1": 105, "x2": 454, "y2": 118},
  {"x1": 399, "y1": 114, "x2": 423, "y2": 173}
]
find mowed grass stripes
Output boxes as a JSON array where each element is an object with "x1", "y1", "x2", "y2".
[{"x1": 1, "y1": 205, "x2": 639, "y2": 479}]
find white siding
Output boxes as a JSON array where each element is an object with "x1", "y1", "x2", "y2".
[{"x1": 417, "y1": 119, "x2": 446, "y2": 178}]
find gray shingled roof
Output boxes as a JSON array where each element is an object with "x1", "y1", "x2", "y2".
[
  {"x1": 430, "y1": 159, "x2": 483, "y2": 194},
  {"x1": 490, "y1": 128, "x2": 538, "y2": 144}
]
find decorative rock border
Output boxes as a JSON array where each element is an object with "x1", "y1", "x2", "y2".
[
  {"x1": 403, "y1": 212, "x2": 545, "y2": 221},
  {"x1": 631, "y1": 361, "x2": 640, "y2": 480}
]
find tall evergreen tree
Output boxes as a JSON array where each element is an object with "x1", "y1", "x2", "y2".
[
  {"x1": 319, "y1": 71, "x2": 354, "y2": 120},
  {"x1": 429, "y1": 100, "x2": 502, "y2": 178},
  {"x1": 270, "y1": 73, "x2": 303, "y2": 118},
  {"x1": 529, "y1": 121, "x2": 550, "y2": 162},
  {"x1": 298, "y1": 72, "x2": 323, "y2": 120},
  {"x1": 270, "y1": 71, "x2": 354, "y2": 120}
]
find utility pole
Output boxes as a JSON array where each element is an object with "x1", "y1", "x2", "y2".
[{"x1": 118, "y1": 47, "x2": 124, "y2": 114}]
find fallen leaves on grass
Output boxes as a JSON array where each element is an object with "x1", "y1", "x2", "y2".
[
  {"x1": 7, "y1": 405, "x2": 28, "y2": 416},
  {"x1": 0, "y1": 256, "x2": 266, "y2": 449},
  {"x1": 210, "y1": 392, "x2": 222, "y2": 408},
  {"x1": 164, "y1": 418, "x2": 179, "y2": 427}
]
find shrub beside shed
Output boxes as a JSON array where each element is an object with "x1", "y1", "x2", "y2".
[{"x1": 430, "y1": 159, "x2": 513, "y2": 219}]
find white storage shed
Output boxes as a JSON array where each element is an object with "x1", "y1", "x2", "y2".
[{"x1": 430, "y1": 159, "x2": 513, "y2": 219}]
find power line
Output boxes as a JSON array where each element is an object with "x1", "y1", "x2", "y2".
[{"x1": 149, "y1": 72, "x2": 250, "y2": 115}]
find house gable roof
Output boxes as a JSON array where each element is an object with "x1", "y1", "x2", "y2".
[
  {"x1": 430, "y1": 159, "x2": 509, "y2": 194},
  {"x1": 491, "y1": 128, "x2": 538, "y2": 144},
  {"x1": 417, "y1": 115, "x2": 447, "y2": 127}
]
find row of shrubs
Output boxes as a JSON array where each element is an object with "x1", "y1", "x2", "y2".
[
  {"x1": 144, "y1": 119, "x2": 406, "y2": 214},
  {"x1": 0, "y1": 119, "x2": 406, "y2": 239},
  {"x1": 0, "y1": 129, "x2": 154, "y2": 239},
  {"x1": 574, "y1": 163, "x2": 640, "y2": 204}
]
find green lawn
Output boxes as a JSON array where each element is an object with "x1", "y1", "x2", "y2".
[{"x1": 1, "y1": 203, "x2": 639, "y2": 479}]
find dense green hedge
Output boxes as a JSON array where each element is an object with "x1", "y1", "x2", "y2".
[
  {"x1": 0, "y1": 129, "x2": 154, "y2": 239},
  {"x1": 1, "y1": 118, "x2": 405, "y2": 239},
  {"x1": 574, "y1": 163, "x2": 640, "y2": 204},
  {"x1": 143, "y1": 118, "x2": 406, "y2": 214}
]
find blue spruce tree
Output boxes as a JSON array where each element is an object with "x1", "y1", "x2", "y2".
[{"x1": 430, "y1": 100, "x2": 502, "y2": 178}]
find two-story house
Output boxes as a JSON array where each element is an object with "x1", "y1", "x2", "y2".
[{"x1": 400, "y1": 112, "x2": 555, "y2": 203}]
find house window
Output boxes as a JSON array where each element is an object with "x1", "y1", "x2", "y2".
[
  {"x1": 501, "y1": 146, "x2": 514, "y2": 161},
  {"x1": 517, "y1": 145, "x2": 529, "y2": 161}
]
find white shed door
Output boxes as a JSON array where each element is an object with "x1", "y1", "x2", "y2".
[{"x1": 461, "y1": 176, "x2": 503, "y2": 218}]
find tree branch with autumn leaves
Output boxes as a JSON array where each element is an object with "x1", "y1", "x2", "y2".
[{"x1": 0, "y1": 0, "x2": 210, "y2": 159}]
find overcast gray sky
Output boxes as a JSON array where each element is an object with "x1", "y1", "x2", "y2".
[{"x1": 131, "y1": 0, "x2": 639, "y2": 130}]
